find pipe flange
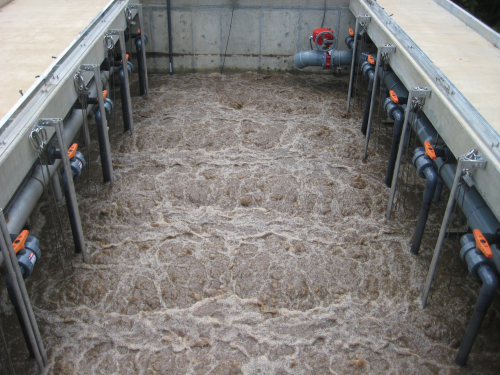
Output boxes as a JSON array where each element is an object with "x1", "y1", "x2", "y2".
[
  {"x1": 413, "y1": 147, "x2": 434, "y2": 179},
  {"x1": 345, "y1": 35, "x2": 355, "y2": 50},
  {"x1": 361, "y1": 61, "x2": 374, "y2": 77},
  {"x1": 383, "y1": 97, "x2": 399, "y2": 120},
  {"x1": 460, "y1": 234, "x2": 489, "y2": 280}
]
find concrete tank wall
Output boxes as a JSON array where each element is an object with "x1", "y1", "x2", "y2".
[{"x1": 140, "y1": 0, "x2": 354, "y2": 74}]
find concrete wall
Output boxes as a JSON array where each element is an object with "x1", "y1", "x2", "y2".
[{"x1": 139, "y1": 0, "x2": 354, "y2": 74}]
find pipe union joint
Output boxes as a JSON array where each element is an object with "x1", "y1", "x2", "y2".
[
  {"x1": 9, "y1": 234, "x2": 41, "y2": 279},
  {"x1": 460, "y1": 233, "x2": 491, "y2": 280},
  {"x1": 345, "y1": 35, "x2": 355, "y2": 50},
  {"x1": 361, "y1": 61, "x2": 374, "y2": 78},
  {"x1": 413, "y1": 147, "x2": 434, "y2": 179},
  {"x1": 383, "y1": 97, "x2": 399, "y2": 120},
  {"x1": 127, "y1": 61, "x2": 134, "y2": 75}
]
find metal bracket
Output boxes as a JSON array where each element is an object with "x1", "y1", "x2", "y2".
[
  {"x1": 386, "y1": 86, "x2": 432, "y2": 219},
  {"x1": 38, "y1": 119, "x2": 87, "y2": 261},
  {"x1": 410, "y1": 87, "x2": 432, "y2": 99},
  {"x1": 76, "y1": 65, "x2": 114, "y2": 182},
  {"x1": 79, "y1": 64, "x2": 98, "y2": 72},
  {"x1": 346, "y1": 15, "x2": 371, "y2": 114},
  {"x1": 461, "y1": 150, "x2": 487, "y2": 187},
  {"x1": 421, "y1": 149, "x2": 488, "y2": 308},
  {"x1": 125, "y1": 5, "x2": 137, "y2": 25}
]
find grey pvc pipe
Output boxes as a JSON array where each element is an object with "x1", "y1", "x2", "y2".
[
  {"x1": 135, "y1": 35, "x2": 148, "y2": 96},
  {"x1": 421, "y1": 158, "x2": 464, "y2": 308},
  {"x1": 118, "y1": 62, "x2": 133, "y2": 133},
  {"x1": 0, "y1": 210, "x2": 47, "y2": 370},
  {"x1": 294, "y1": 50, "x2": 327, "y2": 69},
  {"x1": 346, "y1": 20, "x2": 360, "y2": 113},
  {"x1": 0, "y1": 73, "x2": 110, "y2": 267},
  {"x1": 361, "y1": 69, "x2": 374, "y2": 135},
  {"x1": 94, "y1": 104, "x2": 113, "y2": 183},
  {"x1": 167, "y1": 0, "x2": 173, "y2": 75},
  {"x1": 455, "y1": 234, "x2": 498, "y2": 366},
  {"x1": 385, "y1": 108, "x2": 404, "y2": 187},
  {"x1": 51, "y1": 172, "x2": 63, "y2": 202},
  {"x1": 410, "y1": 149, "x2": 438, "y2": 255},
  {"x1": 363, "y1": 49, "x2": 383, "y2": 161},
  {"x1": 432, "y1": 177, "x2": 444, "y2": 204},
  {"x1": 330, "y1": 50, "x2": 355, "y2": 66}
]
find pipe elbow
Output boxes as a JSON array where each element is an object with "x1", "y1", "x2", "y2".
[
  {"x1": 424, "y1": 167, "x2": 438, "y2": 188},
  {"x1": 345, "y1": 35, "x2": 355, "y2": 50},
  {"x1": 478, "y1": 265, "x2": 498, "y2": 297},
  {"x1": 294, "y1": 50, "x2": 326, "y2": 69}
]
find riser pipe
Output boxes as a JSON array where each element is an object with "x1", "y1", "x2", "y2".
[{"x1": 0, "y1": 72, "x2": 110, "y2": 267}]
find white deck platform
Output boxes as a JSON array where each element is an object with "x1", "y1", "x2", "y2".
[
  {"x1": 350, "y1": 0, "x2": 500, "y2": 223},
  {"x1": 377, "y1": 0, "x2": 500, "y2": 134},
  {"x1": 0, "y1": 0, "x2": 110, "y2": 119}
]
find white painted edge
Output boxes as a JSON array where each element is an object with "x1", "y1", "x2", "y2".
[{"x1": 433, "y1": 0, "x2": 500, "y2": 48}]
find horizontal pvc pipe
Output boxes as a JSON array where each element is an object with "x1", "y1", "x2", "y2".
[
  {"x1": 0, "y1": 73, "x2": 110, "y2": 267},
  {"x1": 294, "y1": 50, "x2": 327, "y2": 69}
]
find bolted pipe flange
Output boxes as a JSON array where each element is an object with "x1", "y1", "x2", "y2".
[
  {"x1": 413, "y1": 147, "x2": 434, "y2": 179},
  {"x1": 460, "y1": 233, "x2": 491, "y2": 280}
]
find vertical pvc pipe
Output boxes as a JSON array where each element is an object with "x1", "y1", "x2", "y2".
[
  {"x1": 363, "y1": 48, "x2": 382, "y2": 160},
  {"x1": 386, "y1": 100, "x2": 413, "y2": 219},
  {"x1": 94, "y1": 66, "x2": 114, "y2": 183},
  {"x1": 51, "y1": 172, "x2": 63, "y2": 202},
  {"x1": 53, "y1": 120, "x2": 88, "y2": 262},
  {"x1": 421, "y1": 159, "x2": 464, "y2": 308},
  {"x1": 455, "y1": 265, "x2": 498, "y2": 365},
  {"x1": 137, "y1": 5, "x2": 149, "y2": 96},
  {"x1": 118, "y1": 29, "x2": 134, "y2": 134},
  {"x1": 167, "y1": 0, "x2": 173, "y2": 75},
  {"x1": 0, "y1": 210, "x2": 45, "y2": 370},
  {"x1": 346, "y1": 20, "x2": 360, "y2": 113}
]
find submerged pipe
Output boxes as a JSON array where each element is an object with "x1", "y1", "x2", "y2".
[
  {"x1": 134, "y1": 33, "x2": 148, "y2": 96},
  {"x1": 456, "y1": 234, "x2": 498, "y2": 365},
  {"x1": 0, "y1": 73, "x2": 110, "y2": 267},
  {"x1": 361, "y1": 61, "x2": 375, "y2": 135},
  {"x1": 118, "y1": 61, "x2": 133, "y2": 132},
  {"x1": 93, "y1": 98, "x2": 114, "y2": 183},
  {"x1": 411, "y1": 148, "x2": 438, "y2": 255},
  {"x1": 167, "y1": 0, "x2": 173, "y2": 75},
  {"x1": 383, "y1": 98, "x2": 405, "y2": 186},
  {"x1": 6, "y1": 275, "x2": 35, "y2": 358}
]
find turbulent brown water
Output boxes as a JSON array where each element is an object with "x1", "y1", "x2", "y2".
[{"x1": 1, "y1": 73, "x2": 499, "y2": 374}]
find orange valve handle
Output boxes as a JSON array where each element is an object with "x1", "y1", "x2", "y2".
[
  {"x1": 102, "y1": 90, "x2": 108, "y2": 101},
  {"x1": 424, "y1": 141, "x2": 437, "y2": 160},
  {"x1": 389, "y1": 90, "x2": 399, "y2": 104},
  {"x1": 68, "y1": 143, "x2": 78, "y2": 159},
  {"x1": 473, "y1": 229, "x2": 493, "y2": 258},
  {"x1": 12, "y1": 230, "x2": 29, "y2": 254},
  {"x1": 121, "y1": 54, "x2": 130, "y2": 63},
  {"x1": 349, "y1": 28, "x2": 354, "y2": 37},
  {"x1": 367, "y1": 54, "x2": 375, "y2": 65}
]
